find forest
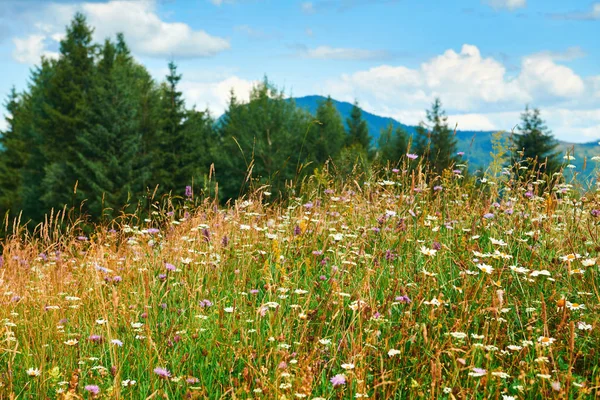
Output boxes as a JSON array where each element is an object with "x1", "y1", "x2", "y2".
[{"x1": 0, "y1": 13, "x2": 562, "y2": 228}]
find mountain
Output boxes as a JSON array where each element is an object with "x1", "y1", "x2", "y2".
[{"x1": 293, "y1": 95, "x2": 600, "y2": 176}]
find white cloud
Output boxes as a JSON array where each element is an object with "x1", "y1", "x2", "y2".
[
  {"x1": 12, "y1": 34, "x2": 58, "y2": 64},
  {"x1": 298, "y1": 45, "x2": 389, "y2": 61},
  {"x1": 322, "y1": 44, "x2": 598, "y2": 142},
  {"x1": 486, "y1": 0, "x2": 526, "y2": 11},
  {"x1": 12, "y1": 0, "x2": 229, "y2": 62},
  {"x1": 82, "y1": 1, "x2": 229, "y2": 58},
  {"x1": 550, "y1": 3, "x2": 600, "y2": 20},
  {"x1": 180, "y1": 76, "x2": 257, "y2": 117}
]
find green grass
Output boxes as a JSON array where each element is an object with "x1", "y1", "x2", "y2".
[{"x1": 1, "y1": 161, "x2": 600, "y2": 399}]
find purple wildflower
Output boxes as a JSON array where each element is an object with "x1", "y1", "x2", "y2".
[
  {"x1": 392, "y1": 168, "x2": 400, "y2": 173},
  {"x1": 324, "y1": 189, "x2": 335, "y2": 195},
  {"x1": 113, "y1": 276, "x2": 122, "y2": 283},
  {"x1": 457, "y1": 151, "x2": 465, "y2": 156},
  {"x1": 199, "y1": 299, "x2": 213, "y2": 307},
  {"x1": 185, "y1": 185, "x2": 193, "y2": 198},
  {"x1": 249, "y1": 289, "x2": 259, "y2": 294},
  {"x1": 591, "y1": 209, "x2": 600, "y2": 217},
  {"x1": 330, "y1": 374, "x2": 346, "y2": 386},
  {"x1": 319, "y1": 275, "x2": 327, "y2": 281},
  {"x1": 84, "y1": 385, "x2": 100, "y2": 395},
  {"x1": 483, "y1": 213, "x2": 495, "y2": 219},
  {"x1": 158, "y1": 273, "x2": 167, "y2": 281},
  {"x1": 432, "y1": 241, "x2": 442, "y2": 251},
  {"x1": 202, "y1": 228, "x2": 210, "y2": 242},
  {"x1": 395, "y1": 295, "x2": 412, "y2": 303},
  {"x1": 221, "y1": 235, "x2": 230, "y2": 247},
  {"x1": 147, "y1": 228, "x2": 160, "y2": 234},
  {"x1": 453, "y1": 169, "x2": 462, "y2": 175},
  {"x1": 154, "y1": 367, "x2": 171, "y2": 379},
  {"x1": 433, "y1": 185, "x2": 443, "y2": 191},
  {"x1": 524, "y1": 191, "x2": 533, "y2": 198},
  {"x1": 165, "y1": 263, "x2": 176, "y2": 272},
  {"x1": 294, "y1": 225, "x2": 302, "y2": 235},
  {"x1": 88, "y1": 334, "x2": 103, "y2": 343},
  {"x1": 303, "y1": 202, "x2": 313, "y2": 210},
  {"x1": 186, "y1": 377, "x2": 200, "y2": 384},
  {"x1": 77, "y1": 236, "x2": 88, "y2": 241},
  {"x1": 406, "y1": 153, "x2": 418, "y2": 160}
]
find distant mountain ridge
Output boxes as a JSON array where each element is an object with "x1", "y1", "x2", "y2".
[{"x1": 292, "y1": 95, "x2": 600, "y2": 174}]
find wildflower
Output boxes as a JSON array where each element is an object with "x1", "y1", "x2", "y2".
[
  {"x1": 449, "y1": 332, "x2": 467, "y2": 339},
  {"x1": 166, "y1": 263, "x2": 176, "y2": 272},
  {"x1": 64, "y1": 339, "x2": 78, "y2": 346},
  {"x1": 552, "y1": 381, "x2": 561, "y2": 391},
  {"x1": 491, "y1": 371, "x2": 510, "y2": 379},
  {"x1": 388, "y1": 349, "x2": 401, "y2": 357},
  {"x1": 577, "y1": 321, "x2": 592, "y2": 331},
  {"x1": 185, "y1": 185, "x2": 192, "y2": 198},
  {"x1": 111, "y1": 339, "x2": 123, "y2": 346},
  {"x1": 26, "y1": 368, "x2": 41, "y2": 377},
  {"x1": 224, "y1": 307, "x2": 234, "y2": 313},
  {"x1": 85, "y1": 385, "x2": 100, "y2": 395},
  {"x1": 406, "y1": 153, "x2": 418, "y2": 160},
  {"x1": 154, "y1": 367, "x2": 171, "y2": 379},
  {"x1": 566, "y1": 302, "x2": 586, "y2": 310},
  {"x1": 468, "y1": 368, "x2": 486, "y2": 377},
  {"x1": 341, "y1": 363, "x2": 355, "y2": 370},
  {"x1": 420, "y1": 246, "x2": 437, "y2": 257},
  {"x1": 530, "y1": 269, "x2": 551, "y2": 277},
  {"x1": 395, "y1": 295, "x2": 411, "y2": 303},
  {"x1": 88, "y1": 334, "x2": 103, "y2": 343},
  {"x1": 483, "y1": 213, "x2": 495, "y2": 219},
  {"x1": 476, "y1": 263, "x2": 494, "y2": 274},
  {"x1": 330, "y1": 374, "x2": 346, "y2": 386},
  {"x1": 537, "y1": 336, "x2": 555, "y2": 346},
  {"x1": 319, "y1": 338, "x2": 331, "y2": 345}
]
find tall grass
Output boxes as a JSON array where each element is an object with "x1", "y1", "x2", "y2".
[{"x1": 1, "y1": 155, "x2": 600, "y2": 399}]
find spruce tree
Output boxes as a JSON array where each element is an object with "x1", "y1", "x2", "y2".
[
  {"x1": 40, "y1": 12, "x2": 96, "y2": 213},
  {"x1": 150, "y1": 61, "x2": 187, "y2": 196},
  {"x1": 345, "y1": 101, "x2": 371, "y2": 153},
  {"x1": 415, "y1": 98, "x2": 457, "y2": 174},
  {"x1": 72, "y1": 38, "x2": 143, "y2": 219},
  {"x1": 0, "y1": 88, "x2": 27, "y2": 216},
  {"x1": 512, "y1": 105, "x2": 560, "y2": 175},
  {"x1": 306, "y1": 96, "x2": 346, "y2": 165},
  {"x1": 377, "y1": 123, "x2": 409, "y2": 164}
]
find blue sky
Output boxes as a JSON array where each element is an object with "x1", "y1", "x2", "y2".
[{"x1": 0, "y1": 0, "x2": 599, "y2": 142}]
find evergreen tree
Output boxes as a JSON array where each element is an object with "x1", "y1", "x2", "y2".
[
  {"x1": 415, "y1": 98, "x2": 457, "y2": 173},
  {"x1": 40, "y1": 12, "x2": 96, "y2": 213},
  {"x1": 377, "y1": 123, "x2": 409, "y2": 164},
  {"x1": 72, "y1": 38, "x2": 143, "y2": 219},
  {"x1": 215, "y1": 78, "x2": 311, "y2": 200},
  {"x1": 512, "y1": 105, "x2": 560, "y2": 175},
  {"x1": 0, "y1": 88, "x2": 27, "y2": 216},
  {"x1": 150, "y1": 61, "x2": 187, "y2": 196},
  {"x1": 306, "y1": 96, "x2": 346, "y2": 165},
  {"x1": 345, "y1": 101, "x2": 371, "y2": 153}
]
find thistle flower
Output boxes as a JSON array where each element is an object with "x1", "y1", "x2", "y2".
[
  {"x1": 85, "y1": 385, "x2": 100, "y2": 395},
  {"x1": 330, "y1": 374, "x2": 346, "y2": 386},
  {"x1": 154, "y1": 367, "x2": 171, "y2": 379}
]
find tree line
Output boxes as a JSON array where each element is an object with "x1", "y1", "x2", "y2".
[{"x1": 0, "y1": 13, "x2": 561, "y2": 227}]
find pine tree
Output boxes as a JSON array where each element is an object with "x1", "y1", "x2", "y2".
[
  {"x1": 72, "y1": 38, "x2": 143, "y2": 219},
  {"x1": 512, "y1": 105, "x2": 560, "y2": 175},
  {"x1": 0, "y1": 88, "x2": 27, "y2": 216},
  {"x1": 377, "y1": 124, "x2": 409, "y2": 165},
  {"x1": 306, "y1": 96, "x2": 346, "y2": 165},
  {"x1": 415, "y1": 98, "x2": 457, "y2": 174},
  {"x1": 40, "y1": 12, "x2": 96, "y2": 213},
  {"x1": 150, "y1": 61, "x2": 187, "y2": 196},
  {"x1": 345, "y1": 101, "x2": 371, "y2": 153},
  {"x1": 215, "y1": 78, "x2": 311, "y2": 200}
]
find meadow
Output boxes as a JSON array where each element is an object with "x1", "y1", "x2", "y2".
[{"x1": 1, "y1": 158, "x2": 600, "y2": 399}]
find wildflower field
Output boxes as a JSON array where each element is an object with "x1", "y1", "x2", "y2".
[{"x1": 1, "y1": 162, "x2": 600, "y2": 399}]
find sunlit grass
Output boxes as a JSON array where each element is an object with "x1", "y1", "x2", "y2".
[{"x1": 1, "y1": 160, "x2": 600, "y2": 399}]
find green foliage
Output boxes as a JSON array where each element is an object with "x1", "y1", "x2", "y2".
[
  {"x1": 415, "y1": 98, "x2": 458, "y2": 174},
  {"x1": 215, "y1": 78, "x2": 312, "y2": 200},
  {"x1": 511, "y1": 105, "x2": 561, "y2": 176},
  {"x1": 376, "y1": 123, "x2": 409, "y2": 165},
  {"x1": 345, "y1": 101, "x2": 372, "y2": 154},
  {"x1": 305, "y1": 96, "x2": 346, "y2": 165}
]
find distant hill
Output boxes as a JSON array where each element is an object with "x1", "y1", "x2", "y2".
[{"x1": 293, "y1": 95, "x2": 600, "y2": 176}]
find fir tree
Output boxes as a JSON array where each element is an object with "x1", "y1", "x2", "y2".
[
  {"x1": 377, "y1": 123, "x2": 409, "y2": 164},
  {"x1": 306, "y1": 96, "x2": 346, "y2": 165},
  {"x1": 40, "y1": 12, "x2": 96, "y2": 213},
  {"x1": 345, "y1": 101, "x2": 371, "y2": 153},
  {"x1": 415, "y1": 98, "x2": 457, "y2": 174},
  {"x1": 512, "y1": 105, "x2": 560, "y2": 175},
  {"x1": 0, "y1": 88, "x2": 27, "y2": 216}
]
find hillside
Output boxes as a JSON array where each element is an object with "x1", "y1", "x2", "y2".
[{"x1": 293, "y1": 95, "x2": 600, "y2": 175}]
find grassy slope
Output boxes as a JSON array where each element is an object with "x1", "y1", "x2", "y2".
[{"x1": 1, "y1": 163, "x2": 600, "y2": 398}]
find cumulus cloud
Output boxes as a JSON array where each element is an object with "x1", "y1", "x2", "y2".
[
  {"x1": 296, "y1": 45, "x2": 389, "y2": 61},
  {"x1": 486, "y1": 0, "x2": 526, "y2": 11},
  {"x1": 12, "y1": 34, "x2": 59, "y2": 64},
  {"x1": 11, "y1": 0, "x2": 229, "y2": 63},
  {"x1": 180, "y1": 76, "x2": 257, "y2": 117},
  {"x1": 322, "y1": 44, "x2": 598, "y2": 142}
]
